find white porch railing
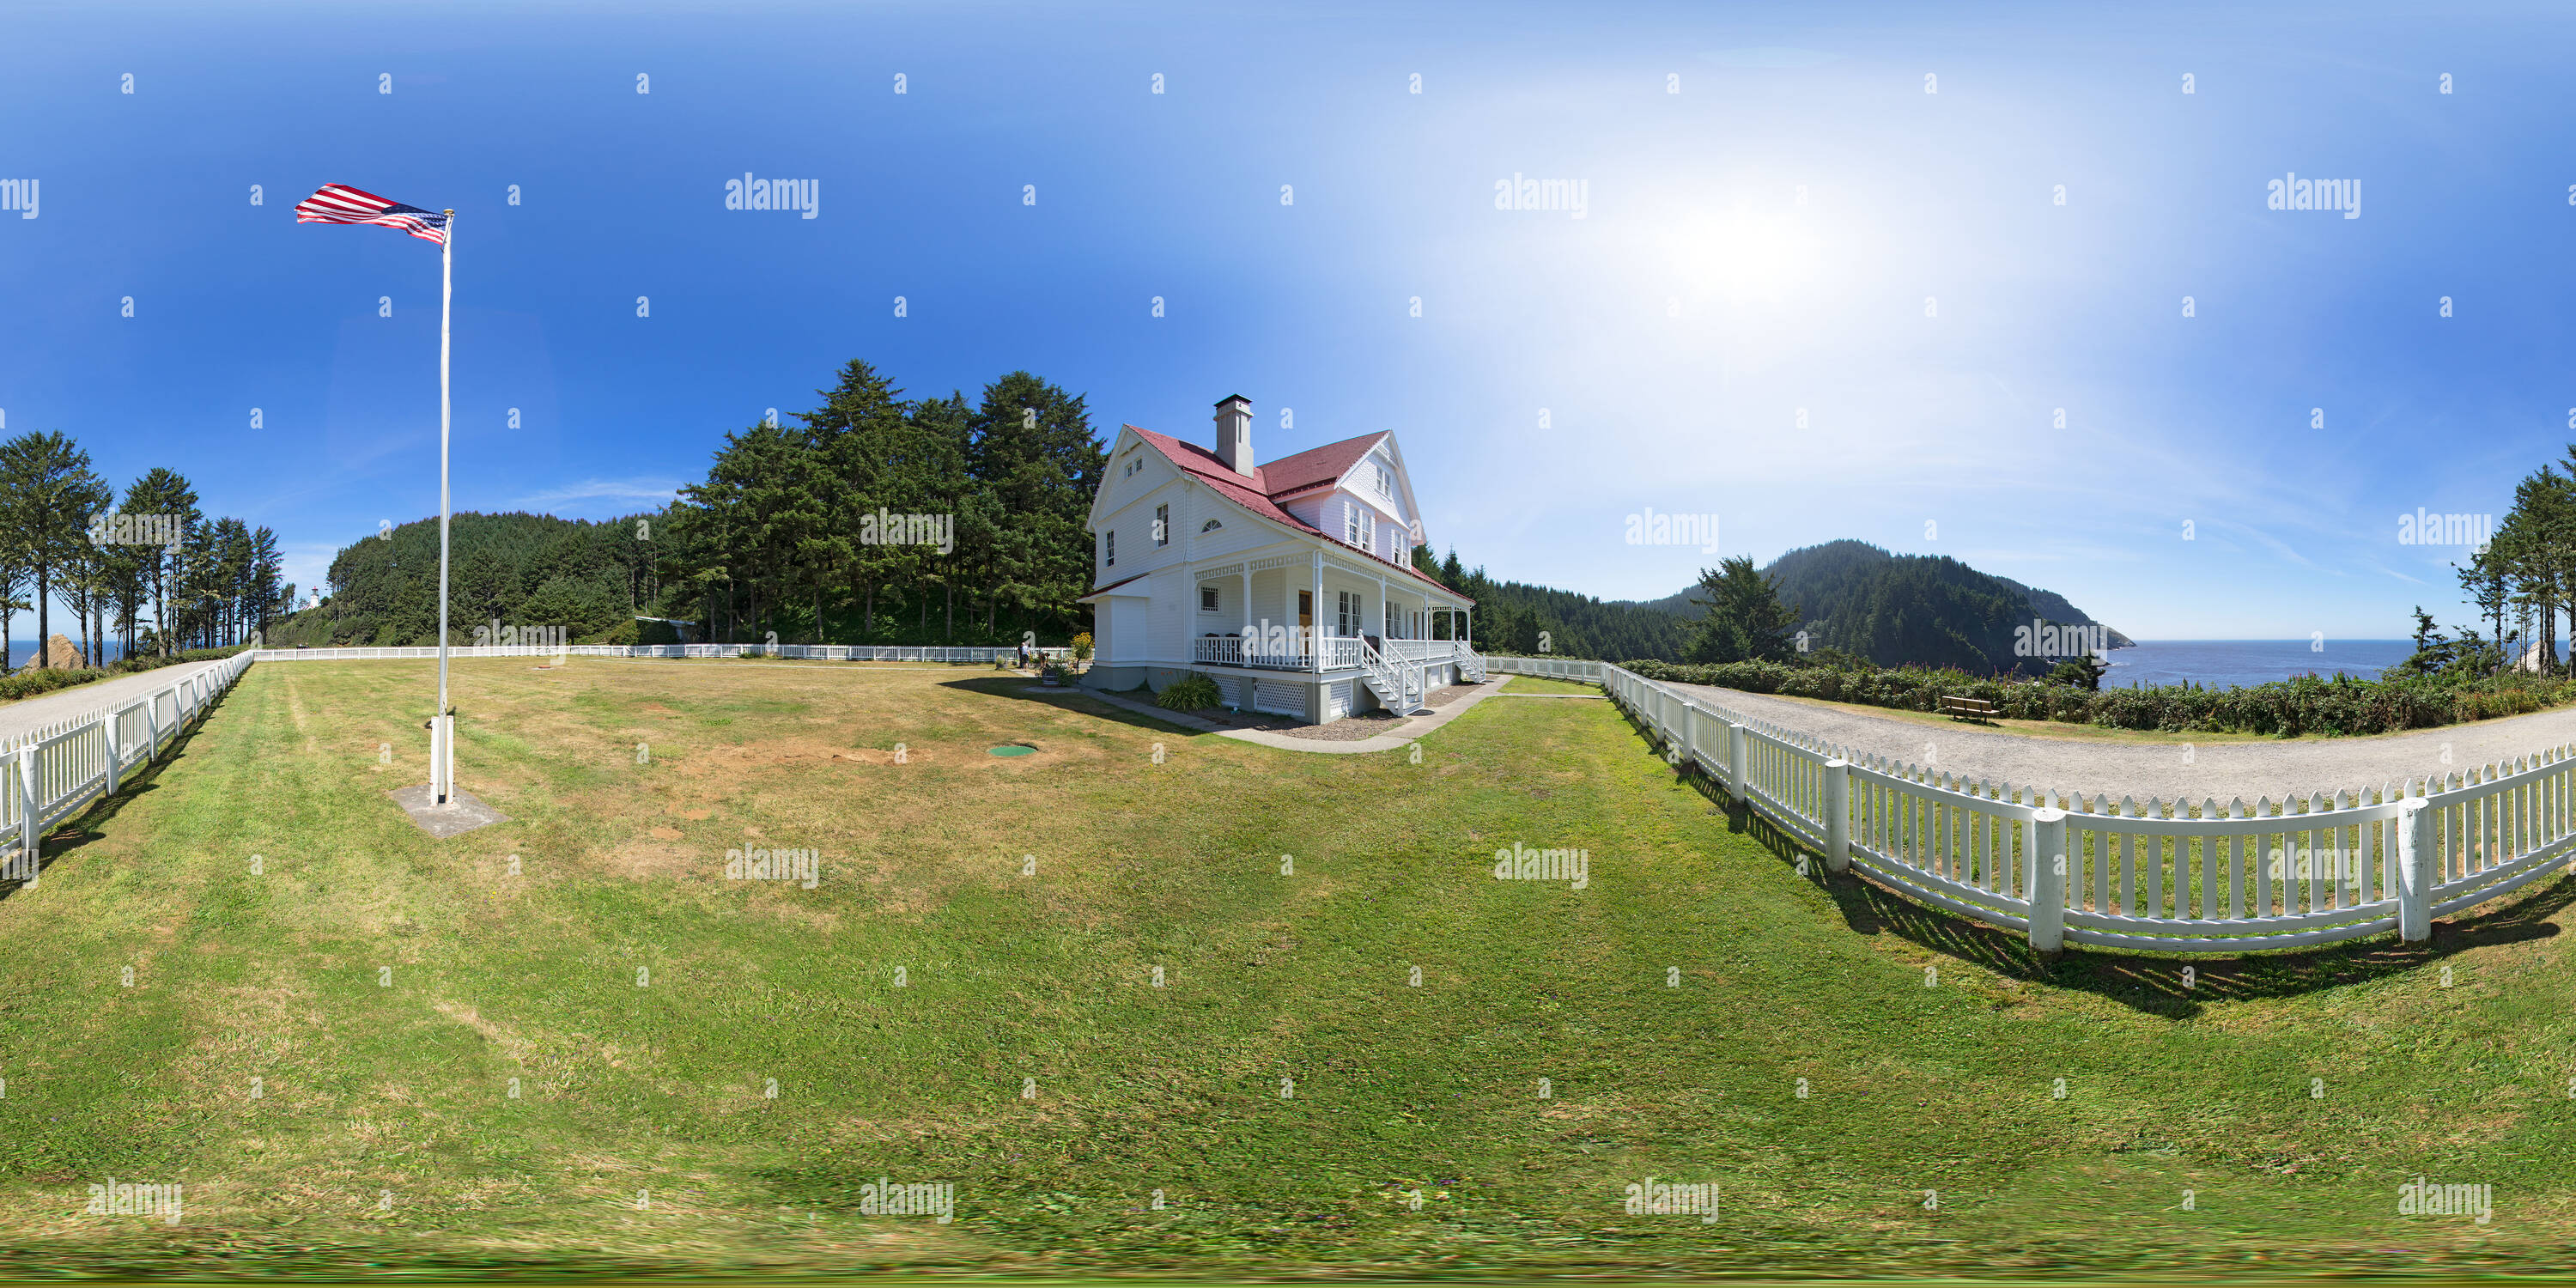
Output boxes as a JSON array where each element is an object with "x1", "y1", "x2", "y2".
[
  {"x1": 1192, "y1": 636, "x2": 1312, "y2": 670},
  {"x1": 1358, "y1": 639, "x2": 1429, "y2": 714},
  {"x1": 1384, "y1": 638, "x2": 1449, "y2": 663},
  {"x1": 3, "y1": 651, "x2": 259, "y2": 884},
  {"x1": 1454, "y1": 641, "x2": 1487, "y2": 681},
  {"x1": 1531, "y1": 660, "x2": 2566, "y2": 957},
  {"x1": 1317, "y1": 637, "x2": 1363, "y2": 671}
]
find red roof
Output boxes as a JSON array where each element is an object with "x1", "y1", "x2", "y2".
[{"x1": 1115, "y1": 425, "x2": 1473, "y2": 604}]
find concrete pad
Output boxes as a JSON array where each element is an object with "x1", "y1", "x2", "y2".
[{"x1": 389, "y1": 785, "x2": 510, "y2": 837}]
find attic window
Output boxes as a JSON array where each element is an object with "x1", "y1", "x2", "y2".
[
  {"x1": 1200, "y1": 518, "x2": 1222, "y2": 532},
  {"x1": 1373, "y1": 460, "x2": 1394, "y2": 496}
]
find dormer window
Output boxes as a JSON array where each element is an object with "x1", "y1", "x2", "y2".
[{"x1": 1346, "y1": 501, "x2": 1374, "y2": 552}]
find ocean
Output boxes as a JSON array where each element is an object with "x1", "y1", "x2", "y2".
[{"x1": 2101, "y1": 639, "x2": 2418, "y2": 690}]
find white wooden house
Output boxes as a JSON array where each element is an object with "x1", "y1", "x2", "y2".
[{"x1": 1079, "y1": 395, "x2": 1483, "y2": 723}]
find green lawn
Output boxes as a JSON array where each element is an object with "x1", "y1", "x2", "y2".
[
  {"x1": 1500, "y1": 673, "x2": 1603, "y2": 696},
  {"x1": 1, "y1": 658, "x2": 2571, "y2": 1277}
]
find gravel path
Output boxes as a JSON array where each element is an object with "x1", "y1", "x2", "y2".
[
  {"x1": 1665, "y1": 682, "x2": 2576, "y2": 805},
  {"x1": 0, "y1": 659, "x2": 231, "y2": 748}
]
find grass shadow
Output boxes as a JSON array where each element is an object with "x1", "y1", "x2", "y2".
[
  {"x1": 938, "y1": 675, "x2": 1215, "y2": 739},
  {"x1": 0, "y1": 688, "x2": 231, "y2": 902}
]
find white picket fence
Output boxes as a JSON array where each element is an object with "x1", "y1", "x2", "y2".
[
  {"x1": 1564, "y1": 659, "x2": 2568, "y2": 955},
  {"x1": 1487, "y1": 656, "x2": 1605, "y2": 682},
  {"x1": 251, "y1": 644, "x2": 1071, "y2": 665},
  {"x1": 3, "y1": 651, "x2": 259, "y2": 883}
]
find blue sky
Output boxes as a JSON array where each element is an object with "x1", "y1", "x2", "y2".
[{"x1": 3, "y1": 0, "x2": 2568, "y2": 641}]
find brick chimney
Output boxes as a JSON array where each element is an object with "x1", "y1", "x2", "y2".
[{"x1": 1213, "y1": 394, "x2": 1255, "y2": 477}]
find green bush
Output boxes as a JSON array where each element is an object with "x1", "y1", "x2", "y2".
[
  {"x1": 1156, "y1": 673, "x2": 1223, "y2": 712},
  {"x1": 0, "y1": 645, "x2": 246, "y2": 704},
  {"x1": 1621, "y1": 658, "x2": 2576, "y2": 738}
]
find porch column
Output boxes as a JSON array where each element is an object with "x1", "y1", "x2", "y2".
[
  {"x1": 1240, "y1": 565, "x2": 1251, "y2": 659},
  {"x1": 1311, "y1": 551, "x2": 1325, "y2": 673}
]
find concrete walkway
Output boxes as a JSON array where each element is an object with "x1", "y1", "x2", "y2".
[
  {"x1": 1665, "y1": 680, "x2": 2576, "y2": 805},
  {"x1": 1030, "y1": 677, "x2": 1518, "y2": 755},
  {"x1": 0, "y1": 659, "x2": 231, "y2": 748}
]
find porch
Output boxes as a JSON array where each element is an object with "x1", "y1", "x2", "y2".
[{"x1": 1189, "y1": 634, "x2": 1462, "y2": 673}]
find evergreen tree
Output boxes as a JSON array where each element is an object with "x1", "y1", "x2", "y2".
[
  {"x1": 1686, "y1": 556, "x2": 1800, "y2": 665},
  {"x1": 0, "y1": 433, "x2": 109, "y2": 666}
]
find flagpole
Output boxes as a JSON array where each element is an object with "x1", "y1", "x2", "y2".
[{"x1": 436, "y1": 209, "x2": 454, "y2": 801}]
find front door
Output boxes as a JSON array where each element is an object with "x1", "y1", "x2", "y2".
[{"x1": 1297, "y1": 591, "x2": 1314, "y2": 635}]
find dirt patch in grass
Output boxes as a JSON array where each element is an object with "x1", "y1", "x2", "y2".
[{"x1": 599, "y1": 838, "x2": 705, "y2": 882}]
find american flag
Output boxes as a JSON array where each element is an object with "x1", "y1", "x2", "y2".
[{"x1": 294, "y1": 184, "x2": 449, "y2": 246}]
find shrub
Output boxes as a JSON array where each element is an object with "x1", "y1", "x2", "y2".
[
  {"x1": 1620, "y1": 658, "x2": 2576, "y2": 738},
  {"x1": 1156, "y1": 673, "x2": 1223, "y2": 711},
  {"x1": 0, "y1": 645, "x2": 246, "y2": 704},
  {"x1": 1071, "y1": 632, "x2": 1095, "y2": 662}
]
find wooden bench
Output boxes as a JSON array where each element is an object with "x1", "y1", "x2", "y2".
[{"x1": 1938, "y1": 695, "x2": 1999, "y2": 720}]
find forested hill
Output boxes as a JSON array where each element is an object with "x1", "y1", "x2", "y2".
[
  {"x1": 1623, "y1": 539, "x2": 2131, "y2": 673},
  {"x1": 269, "y1": 512, "x2": 665, "y2": 647}
]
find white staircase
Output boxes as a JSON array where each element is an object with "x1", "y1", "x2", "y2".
[
  {"x1": 1358, "y1": 640, "x2": 1431, "y2": 714},
  {"x1": 1455, "y1": 641, "x2": 1486, "y2": 682}
]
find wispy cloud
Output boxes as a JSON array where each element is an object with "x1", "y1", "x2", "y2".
[{"x1": 509, "y1": 478, "x2": 683, "y2": 509}]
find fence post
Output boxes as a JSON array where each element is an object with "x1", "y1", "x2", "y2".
[
  {"x1": 145, "y1": 696, "x2": 161, "y2": 762},
  {"x1": 1823, "y1": 758, "x2": 1850, "y2": 873},
  {"x1": 18, "y1": 744, "x2": 39, "y2": 878},
  {"x1": 1680, "y1": 703, "x2": 1698, "y2": 773},
  {"x1": 2397, "y1": 799, "x2": 2433, "y2": 943},
  {"x1": 2029, "y1": 808, "x2": 2067, "y2": 956},
  {"x1": 1727, "y1": 723, "x2": 1748, "y2": 805},
  {"x1": 103, "y1": 712, "x2": 122, "y2": 796}
]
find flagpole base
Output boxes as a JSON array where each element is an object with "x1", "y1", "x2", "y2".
[{"x1": 429, "y1": 714, "x2": 455, "y2": 805}]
